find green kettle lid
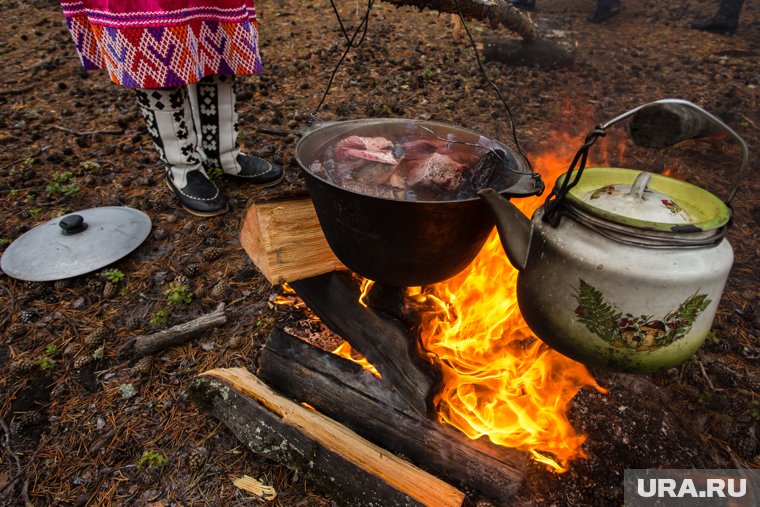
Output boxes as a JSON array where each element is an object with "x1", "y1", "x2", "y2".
[{"x1": 563, "y1": 167, "x2": 731, "y2": 233}]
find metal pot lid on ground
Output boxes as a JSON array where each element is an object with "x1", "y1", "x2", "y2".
[{"x1": 0, "y1": 206, "x2": 152, "y2": 282}]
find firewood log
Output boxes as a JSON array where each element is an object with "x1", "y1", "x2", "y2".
[
  {"x1": 259, "y1": 328, "x2": 528, "y2": 504},
  {"x1": 189, "y1": 368, "x2": 466, "y2": 507}
]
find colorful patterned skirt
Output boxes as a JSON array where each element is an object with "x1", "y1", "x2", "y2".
[{"x1": 60, "y1": 1, "x2": 263, "y2": 89}]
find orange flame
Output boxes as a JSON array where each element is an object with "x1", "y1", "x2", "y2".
[
  {"x1": 416, "y1": 135, "x2": 606, "y2": 473},
  {"x1": 358, "y1": 279, "x2": 375, "y2": 308},
  {"x1": 332, "y1": 341, "x2": 382, "y2": 378}
]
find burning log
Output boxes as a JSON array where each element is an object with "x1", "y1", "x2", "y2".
[
  {"x1": 381, "y1": 0, "x2": 541, "y2": 42},
  {"x1": 188, "y1": 368, "x2": 466, "y2": 507},
  {"x1": 239, "y1": 197, "x2": 346, "y2": 284},
  {"x1": 259, "y1": 328, "x2": 528, "y2": 503},
  {"x1": 290, "y1": 272, "x2": 436, "y2": 417}
]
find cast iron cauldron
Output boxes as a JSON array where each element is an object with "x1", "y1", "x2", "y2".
[{"x1": 294, "y1": 119, "x2": 544, "y2": 287}]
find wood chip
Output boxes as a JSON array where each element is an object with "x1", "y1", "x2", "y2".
[{"x1": 232, "y1": 475, "x2": 277, "y2": 501}]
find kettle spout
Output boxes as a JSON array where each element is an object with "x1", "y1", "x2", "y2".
[{"x1": 477, "y1": 188, "x2": 532, "y2": 271}]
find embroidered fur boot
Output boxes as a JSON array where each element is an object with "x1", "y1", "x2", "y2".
[
  {"x1": 188, "y1": 74, "x2": 284, "y2": 186},
  {"x1": 136, "y1": 87, "x2": 228, "y2": 216}
]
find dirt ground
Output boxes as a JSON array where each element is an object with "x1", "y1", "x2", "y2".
[{"x1": 1, "y1": 0, "x2": 758, "y2": 505}]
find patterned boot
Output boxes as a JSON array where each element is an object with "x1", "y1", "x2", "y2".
[
  {"x1": 136, "y1": 87, "x2": 228, "y2": 216},
  {"x1": 189, "y1": 74, "x2": 284, "y2": 186}
]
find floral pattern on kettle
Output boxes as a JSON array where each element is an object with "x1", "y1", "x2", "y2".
[{"x1": 573, "y1": 279, "x2": 711, "y2": 351}]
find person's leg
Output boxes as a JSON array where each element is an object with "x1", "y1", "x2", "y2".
[
  {"x1": 691, "y1": 0, "x2": 745, "y2": 34},
  {"x1": 587, "y1": 0, "x2": 621, "y2": 23},
  {"x1": 135, "y1": 87, "x2": 228, "y2": 216},
  {"x1": 188, "y1": 75, "x2": 284, "y2": 186}
]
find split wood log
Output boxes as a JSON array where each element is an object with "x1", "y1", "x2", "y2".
[
  {"x1": 188, "y1": 368, "x2": 466, "y2": 507},
  {"x1": 239, "y1": 197, "x2": 346, "y2": 284},
  {"x1": 122, "y1": 303, "x2": 226, "y2": 359},
  {"x1": 382, "y1": 0, "x2": 541, "y2": 42},
  {"x1": 629, "y1": 102, "x2": 720, "y2": 149},
  {"x1": 290, "y1": 272, "x2": 436, "y2": 418},
  {"x1": 259, "y1": 328, "x2": 528, "y2": 503}
]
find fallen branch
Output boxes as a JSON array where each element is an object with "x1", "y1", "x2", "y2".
[
  {"x1": 122, "y1": 303, "x2": 227, "y2": 359},
  {"x1": 0, "y1": 284, "x2": 15, "y2": 331},
  {"x1": 0, "y1": 418, "x2": 22, "y2": 501},
  {"x1": 252, "y1": 125, "x2": 294, "y2": 137},
  {"x1": 46, "y1": 125, "x2": 125, "y2": 137},
  {"x1": 381, "y1": 0, "x2": 541, "y2": 41}
]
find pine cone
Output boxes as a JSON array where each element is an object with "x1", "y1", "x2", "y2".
[
  {"x1": 681, "y1": 361, "x2": 705, "y2": 387},
  {"x1": 203, "y1": 247, "x2": 223, "y2": 261},
  {"x1": 210, "y1": 281, "x2": 231, "y2": 301},
  {"x1": 73, "y1": 354, "x2": 92, "y2": 369},
  {"x1": 744, "y1": 373, "x2": 760, "y2": 393},
  {"x1": 183, "y1": 263, "x2": 200, "y2": 278},
  {"x1": 193, "y1": 284, "x2": 207, "y2": 300},
  {"x1": 10, "y1": 357, "x2": 37, "y2": 374},
  {"x1": 204, "y1": 236, "x2": 219, "y2": 247},
  {"x1": 102, "y1": 281, "x2": 117, "y2": 299},
  {"x1": 28, "y1": 282, "x2": 51, "y2": 298},
  {"x1": 227, "y1": 334, "x2": 244, "y2": 350},
  {"x1": 712, "y1": 365, "x2": 739, "y2": 388},
  {"x1": 187, "y1": 446, "x2": 209, "y2": 473},
  {"x1": 18, "y1": 308, "x2": 40, "y2": 324},
  {"x1": 139, "y1": 466, "x2": 162, "y2": 486},
  {"x1": 134, "y1": 355, "x2": 153, "y2": 375},
  {"x1": 124, "y1": 316, "x2": 141, "y2": 331},
  {"x1": 83, "y1": 328, "x2": 107, "y2": 351},
  {"x1": 53, "y1": 279, "x2": 71, "y2": 292},
  {"x1": 196, "y1": 223, "x2": 210, "y2": 237},
  {"x1": 86, "y1": 278, "x2": 102, "y2": 292},
  {"x1": 17, "y1": 411, "x2": 45, "y2": 430},
  {"x1": 6, "y1": 323, "x2": 26, "y2": 339},
  {"x1": 173, "y1": 274, "x2": 190, "y2": 288},
  {"x1": 730, "y1": 434, "x2": 757, "y2": 459}
]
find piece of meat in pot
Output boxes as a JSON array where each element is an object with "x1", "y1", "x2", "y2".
[
  {"x1": 406, "y1": 152, "x2": 467, "y2": 191},
  {"x1": 334, "y1": 135, "x2": 398, "y2": 165}
]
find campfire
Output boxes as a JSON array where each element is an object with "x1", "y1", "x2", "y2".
[{"x1": 195, "y1": 131, "x2": 665, "y2": 505}]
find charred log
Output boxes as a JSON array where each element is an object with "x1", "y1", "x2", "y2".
[
  {"x1": 290, "y1": 272, "x2": 437, "y2": 417},
  {"x1": 259, "y1": 328, "x2": 528, "y2": 503}
]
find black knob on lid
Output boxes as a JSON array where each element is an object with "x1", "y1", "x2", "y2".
[{"x1": 59, "y1": 215, "x2": 88, "y2": 235}]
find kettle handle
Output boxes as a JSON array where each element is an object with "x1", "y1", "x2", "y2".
[
  {"x1": 542, "y1": 99, "x2": 749, "y2": 226},
  {"x1": 598, "y1": 99, "x2": 748, "y2": 204}
]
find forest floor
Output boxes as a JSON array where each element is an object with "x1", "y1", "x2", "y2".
[{"x1": 1, "y1": 0, "x2": 759, "y2": 505}]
